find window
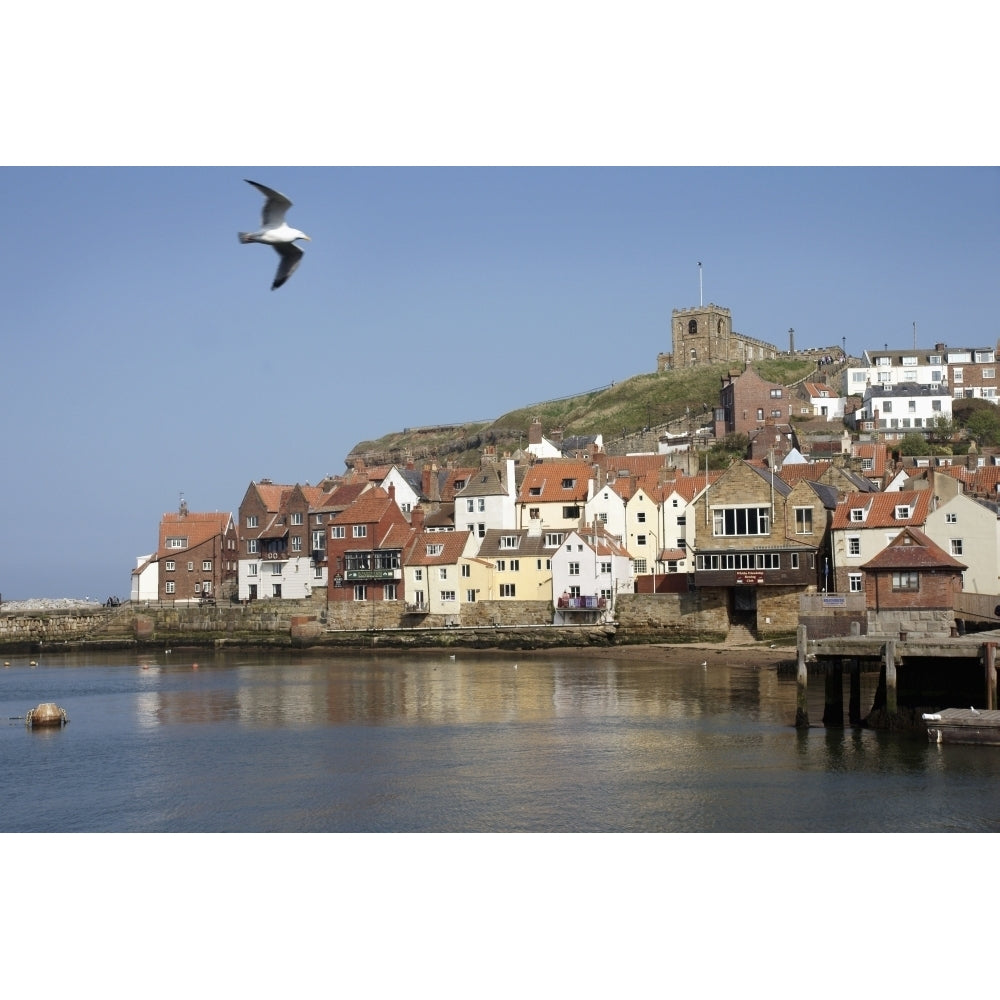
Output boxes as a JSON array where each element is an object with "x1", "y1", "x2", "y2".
[
  {"x1": 902, "y1": 356, "x2": 917, "y2": 367},
  {"x1": 440, "y1": 590, "x2": 456, "y2": 603},
  {"x1": 599, "y1": 561, "x2": 611, "y2": 574},
  {"x1": 509, "y1": 559, "x2": 519, "y2": 571},
  {"x1": 976, "y1": 351, "x2": 994, "y2": 364},
  {"x1": 677, "y1": 515, "x2": 686, "y2": 526},
  {"x1": 352, "y1": 525, "x2": 367, "y2": 538},
  {"x1": 561, "y1": 478, "x2": 576, "y2": 489},
  {"x1": 202, "y1": 560, "x2": 212, "y2": 571},
  {"x1": 247, "y1": 539, "x2": 259, "y2": 553},
  {"x1": 312, "y1": 530, "x2": 325, "y2": 552},
  {"x1": 466, "y1": 589, "x2": 477, "y2": 602},
  {"x1": 848, "y1": 536, "x2": 861, "y2": 556},
  {"x1": 945, "y1": 512, "x2": 957, "y2": 523},
  {"x1": 790, "y1": 553, "x2": 799, "y2": 569},
  {"x1": 894, "y1": 505, "x2": 911, "y2": 519},
  {"x1": 984, "y1": 368, "x2": 996, "y2": 380},
  {"x1": 861, "y1": 459, "x2": 874, "y2": 471},
  {"x1": 544, "y1": 533, "x2": 564, "y2": 547},
  {"x1": 633, "y1": 559, "x2": 648, "y2": 574},
  {"x1": 165, "y1": 560, "x2": 175, "y2": 572},
  {"x1": 438, "y1": 567, "x2": 448, "y2": 580},
  {"x1": 562, "y1": 506, "x2": 581, "y2": 519},
  {"x1": 882, "y1": 401, "x2": 893, "y2": 413},
  {"x1": 950, "y1": 539, "x2": 964, "y2": 556},
  {"x1": 932, "y1": 400, "x2": 942, "y2": 411},
  {"x1": 331, "y1": 525, "x2": 345, "y2": 539},
  {"x1": 426, "y1": 543, "x2": 443, "y2": 556},
  {"x1": 712, "y1": 506, "x2": 770, "y2": 536},
  {"x1": 877, "y1": 371, "x2": 893, "y2": 383},
  {"x1": 166, "y1": 537, "x2": 187, "y2": 549},
  {"x1": 461, "y1": 564, "x2": 470, "y2": 577},
  {"x1": 770, "y1": 388, "x2": 783, "y2": 398},
  {"x1": 290, "y1": 512, "x2": 303, "y2": 525},
  {"x1": 291, "y1": 536, "x2": 302, "y2": 552},
  {"x1": 850, "y1": 508, "x2": 865, "y2": 521},
  {"x1": 892, "y1": 571, "x2": 919, "y2": 591},
  {"x1": 848, "y1": 573, "x2": 863, "y2": 593},
  {"x1": 414, "y1": 568, "x2": 423, "y2": 581},
  {"x1": 529, "y1": 486, "x2": 541, "y2": 496},
  {"x1": 247, "y1": 563, "x2": 257, "y2": 576},
  {"x1": 928, "y1": 354, "x2": 942, "y2": 365},
  {"x1": 568, "y1": 562, "x2": 580, "y2": 576},
  {"x1": 353, "y1": 584, "x2": 367, "y2": 601},
  {"x1": 383, "y1": 583, "x2": 397, "y2": 601},
  {"x1": 637, "y1": 534, "x2": 648, "y2": 547},
  {"x1": 953, "y1": 367, "x2": 964, "y2": 383},
  {"x1": 500, "y1": 584, "x2": 516, "y2": 598},
  {"x1": 637, "y1": 511, "x2": 646, "y2": 523},
  {"x1": 529, "y1": 507, "x2": 540, "y2": 520},
  {"x1": 500, "y1": 535, "x2": 519, "y2": 549},
  {"x1": 466, "y1": 499, "x2": 474, "y2": 513},
  {"x1": 756, "y1": 408, "x2": 764, "y2": 420},
  {"x1": 246, "y1": 516, "x2": 258, "y2": 528},
  {"x1": 165, "y1": 581, "x2": 175, "y2": 594},
  {"x1": 771, "y1": 409, "x2": 782, "y2": 418},
  {"x1": 187, "y1": 561, "x2": 194, "y2": 572}
]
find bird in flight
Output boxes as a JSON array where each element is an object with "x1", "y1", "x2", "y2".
[{"x1": 238, "y1": 179, "x2": 311, "y2": 289}]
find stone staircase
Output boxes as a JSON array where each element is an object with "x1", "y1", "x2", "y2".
[{"x1": 725, "y1": 620, "x2": 758, "y2": 645}]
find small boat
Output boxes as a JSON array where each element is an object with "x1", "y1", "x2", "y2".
[{"x1": 25, "y1": 702, "x2": 69, "y2": 729}]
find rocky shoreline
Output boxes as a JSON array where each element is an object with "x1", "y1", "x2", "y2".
[{"x1": 1, "y1": 598, "x2": 105, "y2": 613}]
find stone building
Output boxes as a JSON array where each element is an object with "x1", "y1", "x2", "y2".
[{"x1": 659, "y1": 304, "x2": 779, "y2": 371}]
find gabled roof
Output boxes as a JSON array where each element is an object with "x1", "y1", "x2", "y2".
[
  {"x1": 775, "y1": 461, "x2": 831, "y2": 487},
  {"x1": 157, "y1": 511, "x2": 232, "y2": 558},
  {"x1": 518, "y1": 459, "x2": 594, "y2": 503},
  {"x1": 475, "y1": 528, "x2": 552, "y2": 559},
  {"x1": 831, "y1": 490, "x2": 931, "y2": 530},
  {"x1": 404, "y1": 530, "x2": 473, "y2": 566},
  {"x1": 805, "y1": 481, "x2": 841, "y2": 511},
  {"x1": 455, "y1": 465, "x2": 509, "y2": 498},
  {"x1": 331, "y1": 486, "x2": 399, "y2": 526},
  {"x1": 747, "y1": 463, "x2": 793, "y2": 498},
  {"x1": 861, "y1": 526, "x2": 966, "y2": 571},
  {"x1": 802, "y1": 382, "x2": 836, "y2": 399},
  {"x1": 852, "y1": 442, "x2": 888, "y2": 478}
]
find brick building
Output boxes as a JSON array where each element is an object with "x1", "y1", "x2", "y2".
[
  {"x1": 714, "y1": 365, "x2": 793, "y2": 438},
  {"x1": 157, "y1": 501, "x2": 237, "y2": 603},
  {"x1": 861, "y1": 526, "x2": 965, "y2": 637}
]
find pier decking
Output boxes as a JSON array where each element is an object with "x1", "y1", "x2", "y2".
[
  {"x1": 796, "y1": 626, "x2": 1000, "y2": 730},
  {"x1": 923, "y1": 708, "x2": 1000, "y2": 746}
]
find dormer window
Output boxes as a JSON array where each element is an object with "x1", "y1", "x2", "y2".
[
  {"x1": 426, "y1": 543, "x2": 443, "y2": 556},
  {"x1": 499, "y1": 535, "x2": 519, "y2": 549},
  {"x1": 529, "y1": 486, "x2": 542, "y2": 496},
  {"x1": 850, "y1": 508, "x2": 864, "y2": 522},
  {"x1": 895, "y1": 505, "x2": 912, "y2": 519},
  {"x1": 561, "y1": 478, "x2": 575, "y2": 489}
]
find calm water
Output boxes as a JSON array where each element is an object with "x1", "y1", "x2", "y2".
[{"x1": 2, "y1": 648, "x2": 999, "y2": 832}]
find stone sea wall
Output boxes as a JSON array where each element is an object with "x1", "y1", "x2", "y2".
[{"x1": 1, "y1": 591, "x2": 745, "y2": 652}]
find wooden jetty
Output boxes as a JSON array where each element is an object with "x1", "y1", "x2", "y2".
[
  {"x1": 796, "y1": 625, "x2": 1000, "y2": 730},
  {"x1": 922, "y1": 708, "x2": 1000, "y2": 746}
]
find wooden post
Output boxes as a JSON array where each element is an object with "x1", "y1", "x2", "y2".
[
  {"x1": 848, "y1": 657, "x2": 862, "y2": 725},
  {"x1": 885, "y1": 639, "x2": 897, "y2": 716},
  {"x1": 823, "y1": 656, "x2": 844, "y2": 726},
  {"x1": 796, "y1": 623, "x2": 809, "y2": 729},
  {"x1": 985, "y1": 642, "x2": 997, "y2": 712}
]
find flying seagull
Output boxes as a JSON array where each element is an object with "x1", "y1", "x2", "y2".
[{"x1": 239, "y1": 179, "x2": 311, "y2": 289}]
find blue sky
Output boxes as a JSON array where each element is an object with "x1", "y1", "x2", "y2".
[
  {"x1": 2, "y1": 8, "x2": 995, "y2": 600},
  {"x1": 2, "y1": 166, "x2": 996, "y2": 600}
]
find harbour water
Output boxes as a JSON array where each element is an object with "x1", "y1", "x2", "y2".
[{"x1": 2, "y1": 647, "x2": 999, "y2": 833}]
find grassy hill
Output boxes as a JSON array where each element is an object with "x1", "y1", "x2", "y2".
[{"x1": 346, "y1": 357, "x2": 819, "y2": 469}]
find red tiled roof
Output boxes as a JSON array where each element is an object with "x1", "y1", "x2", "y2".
[
  {"x1": 518, "y1": 459, "x2": 594, "y2": 503},
  {"x1": 861, "y1": 526, "x2": 966, "y2": 571},
  {"x1": 157, "y1": 511, "x2": 232, "y2": 558},
  {"x1": 831, "y1": 490, "x2": 931, "y2": 530}
]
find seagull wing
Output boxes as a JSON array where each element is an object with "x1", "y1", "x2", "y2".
[
  {"x1": 271, "y1": 242, "x2": 304, "y2": 290},
  {"x1": 245, "y1": 179, "x2": 292, "y2": 229}
]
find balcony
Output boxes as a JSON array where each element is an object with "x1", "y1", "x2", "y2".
[
  {"x1": 404, "y1": 602, "x2": 429, "y2": 614},
  {"x1": 557, "y1": 596, "x2": 607, "y2": 610}
]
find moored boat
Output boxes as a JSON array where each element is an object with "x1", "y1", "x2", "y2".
[{"x1": 25, "y1": 703, "x2": 69, "y2": 728}]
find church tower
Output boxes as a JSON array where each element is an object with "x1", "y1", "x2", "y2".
[{"x1": 671, "y1": 304, "x2": 734, "y2": 368}]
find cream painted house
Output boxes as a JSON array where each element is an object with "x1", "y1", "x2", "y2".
[{"x1": 924, "y1": 492, "x2": 1000, "y2": 596}]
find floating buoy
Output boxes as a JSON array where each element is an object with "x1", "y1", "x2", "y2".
[
  {"x1": 192, "y1": 663, "x2": 198, "y2": 670},
  {"x1": 29, "y1": 660, "x2": 37, "y2": 667}
]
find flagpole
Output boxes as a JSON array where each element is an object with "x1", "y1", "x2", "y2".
[{"x1": 698, "y1": 262, "x2": 703, "y2": 306}]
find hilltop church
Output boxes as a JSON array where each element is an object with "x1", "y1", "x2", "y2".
[{"x1": 658, "y1": 304, "x2": 780, "y2": 371}]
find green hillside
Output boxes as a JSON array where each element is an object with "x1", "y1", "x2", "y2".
[{"x1": 346, "y1": 357, "x2": 818, "y2": 469}]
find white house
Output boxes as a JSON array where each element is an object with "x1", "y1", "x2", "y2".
[
  {"x1": 801, "y1": 381, "x2": 846, "y2": 421},
  {"x1": 130, "y1": 554, "x2": 158, "y2": 602},
  {"x1": 453, "y1": 457, "x2": 517, "y2": 536},
  {"x1": 855, "y1": 383, "x2": 952, "y2": 439},
  {"x1": 551, "y1": 523, "x2": 633, "y2": 624},
  {"x1": 924, "y1": 492, "x2": 1000, "y2": 597}
]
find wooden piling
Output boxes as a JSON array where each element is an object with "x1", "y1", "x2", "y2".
[
  {"x1": 885, "y1": 639, "x2": 897, "y2": 715},
  {"x1": 796, "y1": 624, "x2": 809, "y2": 729},
  {"x1": 848, "y1": 657, "x2": 861, "y2": 725},
  {"x1": 985, "y1": 642, "x2": 997, "y2": 711},
  {"x1": 822, "y1": 656, "x2": 844, "y2": 726}
]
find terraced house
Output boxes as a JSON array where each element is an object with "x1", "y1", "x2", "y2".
[
  {"x1": 516, "y1": 458, "x2": 595, "y2": 532},
  {"x1": 154, "y1": 501, "x2": 237, "y2": 603}
]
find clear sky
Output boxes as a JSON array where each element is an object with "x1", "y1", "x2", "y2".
[{"x1": 2, "y1": 8, "x2": 995, "y2": 601}]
